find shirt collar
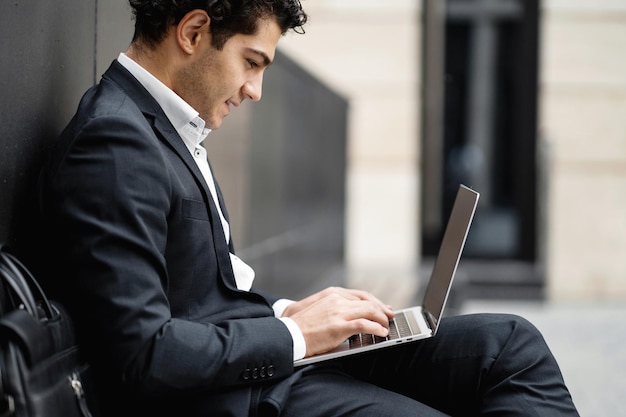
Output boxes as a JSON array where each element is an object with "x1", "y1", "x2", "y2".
[{"x1": 117, "y1": 52, "x2": 211, "y2": 150}]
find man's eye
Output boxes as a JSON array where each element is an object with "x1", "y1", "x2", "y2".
[{"x1": 247, "y1": 59, "x2": 258, "y2": 69}]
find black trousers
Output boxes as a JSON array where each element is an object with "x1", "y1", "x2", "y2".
[{"x1": 260, "y1": 313, "x2": 580, "y2": 417}]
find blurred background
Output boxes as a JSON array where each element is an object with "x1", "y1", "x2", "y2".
[{"x1": 1, "y1": 0, "x2": 624, "y2": 415}]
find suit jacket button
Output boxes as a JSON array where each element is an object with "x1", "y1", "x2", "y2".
[
  {"x1": 260, "y1": 366, "x2": 267, "y2": 378},
  {"x1": 267, "y1": 365, "x2": 275, "y2": 377},
  {"x1": 242, "y1": 369, "x2": 251, "y2": 380},
  {"x1": 252, "y1": 367, "x2": 259, "y2": 379}
]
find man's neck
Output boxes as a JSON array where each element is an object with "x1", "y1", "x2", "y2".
[{"x1": 125, "y1": 41, "x2": 177, "y2": 90}]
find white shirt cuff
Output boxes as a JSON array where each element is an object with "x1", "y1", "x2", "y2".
[
  {"x1": 273, "y1": 299, "x2": 306, "y2": 360},
  {"x1": 272, "y1": 298, "x2": 295, "y2": 318},
  {"x1": 279, "y1": 317, "x2": 307, "y2": 361}
]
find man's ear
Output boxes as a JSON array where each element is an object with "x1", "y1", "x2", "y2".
[{"x1": 177, "y1": 9, "x2": 211, "y2": 55}]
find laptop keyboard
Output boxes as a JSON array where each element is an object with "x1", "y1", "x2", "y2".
[{"x1": 348, "y1": 311, "x2": 412, "y2": 348}]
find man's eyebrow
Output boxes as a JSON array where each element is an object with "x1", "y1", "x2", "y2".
[{"x1": 246, "y1": 48, "x2": 273, "y2": 67}]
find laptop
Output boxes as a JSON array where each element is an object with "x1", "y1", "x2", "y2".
[{"x1": 294, "y1": 184, "x2": 479, "y2": 367}]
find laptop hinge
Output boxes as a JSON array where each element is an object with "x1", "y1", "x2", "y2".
[{"x1": 423, "y1": 310, "x2": 439, "y2": 335}]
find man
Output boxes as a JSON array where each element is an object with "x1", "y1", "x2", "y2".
[{"x1": 37, "y1": 1, "x2": 580, "y2": 416}]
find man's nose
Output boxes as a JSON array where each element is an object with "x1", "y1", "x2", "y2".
[{"x1": 242, "y1": 76, "x2": 263, "y2": 102}]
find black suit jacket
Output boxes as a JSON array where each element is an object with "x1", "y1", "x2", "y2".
[{"x1": 38, "y1": 61, "x2": 296, "y2": 416}]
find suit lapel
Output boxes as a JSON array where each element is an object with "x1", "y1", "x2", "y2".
[{"x1": 103, "y1": 61, "x2": 240, "y2": 291}]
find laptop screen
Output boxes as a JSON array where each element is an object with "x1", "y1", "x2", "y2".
[{"x1": 422, "y1": 185, "x2": 479, "y2": 334}]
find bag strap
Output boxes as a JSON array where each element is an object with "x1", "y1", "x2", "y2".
[
  {"x1": 0, "y1": 245, "x2": 55, "y2": 320},
  {"x1": 0, "y1": 258, "x2": 37, "y2": 317}
]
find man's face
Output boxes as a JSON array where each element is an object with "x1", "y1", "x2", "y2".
[{"x1": 174, "y1": 18, "x2": 282, "y2": 129}]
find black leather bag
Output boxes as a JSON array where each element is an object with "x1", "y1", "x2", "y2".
[{"x1": 0, "y1": 245, "x2": 95, "y2": 417}]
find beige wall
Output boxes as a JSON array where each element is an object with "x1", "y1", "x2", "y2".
[
  {"x1": 541, "y1": 1, "x2": 626, "y2": 300},
  {"x1": 279, "y1": 1, "x2": 421, "y2": 296},
  {"x1": 281, "y1": 0, "x2": 626, "y2": 302}
]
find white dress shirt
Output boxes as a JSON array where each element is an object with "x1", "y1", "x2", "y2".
[{"x1": 116, "y1": 53, "x2": 305, "y2": 360}]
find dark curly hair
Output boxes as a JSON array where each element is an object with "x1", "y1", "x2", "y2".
[{"x1": 129, "y1": 0, "x2": 307, "y2": 50}]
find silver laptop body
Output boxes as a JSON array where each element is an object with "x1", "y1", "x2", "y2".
[{"x1": 294, "y1": 184, "x2": 479, "y2": 367}]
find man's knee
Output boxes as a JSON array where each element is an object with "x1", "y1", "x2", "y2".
[
  {"x1": 464, "y1": 313, "x2": 560, "y2": 376},
  {"x1": 437, "y1": 313, "x2": 547, "y2": 359},
  {"x1": 489, "y1": 313, "x2": 547, "y2": 350}
]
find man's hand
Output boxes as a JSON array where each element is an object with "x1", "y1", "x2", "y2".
[{"x1": 282, "y1": 287, "x2": 395, "y2": 357}]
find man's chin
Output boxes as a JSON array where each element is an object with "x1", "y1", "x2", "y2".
[{"x1": 207, "y1": 117, "x2": 223, "y2": 130}]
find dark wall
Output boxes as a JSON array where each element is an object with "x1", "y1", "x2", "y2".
[
  {"x1": 0, "y1": 1, "x2": 96, "y2": 249},
  {"x1": 0, "y1": 1, "x2": 347, "y2": 299},
  {"x1": 208, "y1": 50, "x2": 349, "y2": 299},
  {"x1": 0, "y1": 0, "x2": 133, "y2": 250}
]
